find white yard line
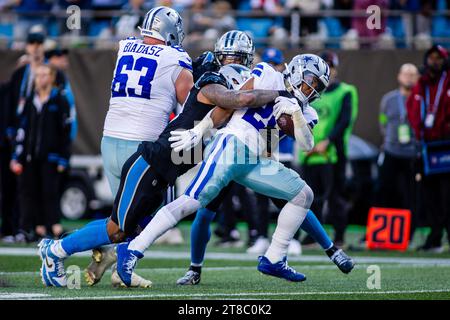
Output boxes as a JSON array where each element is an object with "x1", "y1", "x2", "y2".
[
  {"x1": 1, "y1": 247, "x2": 450, "y2": 265},
  {"x1": 2, "y1": 289, "x2": 450, "y2": 300},
  {"x1": 2, "y1": 264, "x2": 450, "y2": 277}
]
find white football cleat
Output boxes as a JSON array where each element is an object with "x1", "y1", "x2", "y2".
[
  {"x1": 154, "y1": 227, "x2": 184, "y2": 245},
  {"x1": 38, "y1": 239, "x2": 67, "y2": 287},
  {"x1": 246, "y1": 237, "x2": 270, "y2": 254},
  {"x1": 287, "y1": 239, "x2": 302, "y2": 256},
  {"x1": 111, "y1": 264, "x2": 152, "y2": 288}
]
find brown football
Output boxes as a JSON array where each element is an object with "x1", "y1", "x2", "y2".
[{"x1": 277, "y1": 113, "x2": 295, "y2": 137}]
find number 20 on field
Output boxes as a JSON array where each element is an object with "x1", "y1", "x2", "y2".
[{"x1": 366, "y1": 207, "x2": 411, "y2": 251}]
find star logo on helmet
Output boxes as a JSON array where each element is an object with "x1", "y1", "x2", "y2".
[{"x1": 302, "y1": 56, "x2": 313, "y2": 64}]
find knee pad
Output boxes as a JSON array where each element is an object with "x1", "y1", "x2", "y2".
[{"x1": 290, "y1": 184, "x2": 314, "y2": 209}]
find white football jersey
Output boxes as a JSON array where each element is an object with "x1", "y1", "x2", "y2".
[
  {"x1": 103, "y1": 38, "x2": 192, "y2": 141},
  {"x1": 219, "y1": 62, "x2": 318, "y2": 155}
]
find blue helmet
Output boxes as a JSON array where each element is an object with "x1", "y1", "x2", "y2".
[{"x1": 262, "y1": 48, "x2": 284, "y2": 65}]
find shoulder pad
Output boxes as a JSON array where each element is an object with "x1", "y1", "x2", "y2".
[
  {"x1": 192, "y1": 51, "x2": 220, "y2": 82},
  {"x1": 194, "y1": 71, "x2": 229, "y2": 89},
  {"x1": 171, "y1": 45, "x2": 186, "y2": 53}
]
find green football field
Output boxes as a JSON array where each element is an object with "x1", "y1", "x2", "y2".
[{"x1": 1, "y1": 221, "x2": 450, "y2": 300}]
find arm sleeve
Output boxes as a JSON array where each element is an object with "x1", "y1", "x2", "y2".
[
  {"x1": 328, "y1": 92, "x2": 352, "y2": 143},
  {"x1": 406, "y1": 84, "x2": 422, "y2": 140},
  {"x1": 12, "y1": 100, "x2": 28, "y2": 163},
  {"x1": 7, "y1": 69, "x2": 22, "y2": 136},
  {"x1": 292, "y1": 110, "x2": 314, "y2": 151}
]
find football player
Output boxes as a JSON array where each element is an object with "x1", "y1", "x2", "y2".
[
  {"x1": 37, "y1": 52, "x2": 290, "y2": 287},
  {"x1": 81, "y1": 30, "x2": 262, "y2": 287},
  {"x1": 116, "y1": 54, "x2": 355, "y2": 285},
  {"x1": 37, "y1": 6, "x2": 194, "y2": 287}
]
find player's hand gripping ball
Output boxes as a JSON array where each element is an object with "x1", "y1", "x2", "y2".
[{"x1": 274, "y1": 96, "x2": 301, "y2": 137}]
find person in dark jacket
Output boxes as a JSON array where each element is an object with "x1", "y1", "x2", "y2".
[
  {"x1": 0, "y1": 82, "x2": 19, "y2": 243},
  {"x1": 10, "y1": 64, "x2": 72, "y2": 239},
  {"x1": 407, "y1": 45, "x2": 450, "y2": 252}
]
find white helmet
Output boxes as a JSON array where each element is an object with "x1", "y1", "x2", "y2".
[
  {"x1": 284, "y1": 54, "x2": 330, "y2": 103},
  {"x1": 219, "y1": 64, "x2": 251, "y2": 90},
  {"x1": 214, "y1": 30, "x2": 255, "y2": 68},
  {"x1": 139, "y1": 6, "x2": 185, "y2": 46}
]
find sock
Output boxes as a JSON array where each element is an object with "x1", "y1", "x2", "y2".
[
  {"x1": 128, "y1": 207, "x2": 178, "y2": 253},
  {"x1": 265, "y1": 203, "x2": 308, "y2": 263},
  {"x1": 191, "y1": 208, "x2": 216, "y2": 265},
  {"x1": 325, "y1": 245, "x2": 339, "y2": 258},
  {"x1": 59, "y1": 218, "x2": 111, "y2": 257},
  {"x1": 300, "y1": 210, "x2": 333, "y2": 250},
  {"x1": 129, "y1": 195, "x2": 201, "y2": 253},
  {"x1": 189, "y1": 265, "x2": 202, "y2": 274}
]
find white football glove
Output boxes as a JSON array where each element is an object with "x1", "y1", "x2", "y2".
[
  {"x1": 169, "y1": 128, "x2": 203, "y2": 153},
  {"x1": 273, "y1": 96, "x2": 302, "y2": 120}
]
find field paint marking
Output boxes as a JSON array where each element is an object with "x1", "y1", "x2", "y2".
[
  {"x1": 2, "y1": 263, "x2": 450, "y2": 277},
  {"x1": 2, "y1": 247, "x2": 450, "y2": 265},
  {"x1": 0, "y1": 293, "x2": 51, "y2": 299},
  {"x1": 17, "y1": 289, "x2": 450, "y2": 300}
]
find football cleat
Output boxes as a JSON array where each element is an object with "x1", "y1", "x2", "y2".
[
  {"x1": 85, "y1": 245, "x2": 117, "y2": 286},
  {"x1": 116, "y1": 242, "x2": 143, "y2": 287},
  {"x1": 38, "y1": 239, "x2": 67, "y2": 287},
  {"x1": 330, "y1": 249, "x2": 355, "y2": 274},
  {"x1": 111, "y1": 264, "x2": 152, "y2": 288},
  {"x1": 287, "y1": 239, "x2": 302, "y2": 256},
  {"x1": 257, "y1": 256, "x2": 306, "y2": 282},
  {"x1": 246, "y1": 237, "x2": 270, "y2": 255},
  {"x1": 176, "y1": 270, "x2": 201, "y2": 285}
]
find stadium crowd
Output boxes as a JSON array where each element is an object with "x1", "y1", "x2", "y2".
[
  {"x1": 0, "y1": 4, "x2": 449, "y2": 255},
  {"x1": 0, "y1": 0, "x2": 449, "y2": 49}
]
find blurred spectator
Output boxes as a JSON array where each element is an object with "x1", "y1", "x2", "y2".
[
  {"x1": 46, "y1": 48, "x2": 78, "y2": 142},
  {"x1": 416, "y1": 0, "x2": 434, "y2": 35},
  {"x1": 261, "y1": 47, "x2": 285, "y2": 72},
  {"x1": 3, "y1": 30, "x2": 46, "y2": 243},
  {"x1": 299, "y1": 51, "x2": 358, "y2": 247},
  {"x1": 334, "y1": 0, "x2": 354, "y2": 31},
  {"x1": 12, "y1": 0, "x2": 52, "y2": 42},
  {"x1": 407, "y1": 45, "x2": 450, "y2": 252},
  {"x1": 1, "y1": 81, "x2": 19, "y2": 243},
  {"x1": 352, "y1": 0, "x2": 388, "y2": 48},
  {"x1": 250, "y1": 0, "x2": 283, "y2": 12},
  {"x1": 214, "y1": 184, "x2": 258, "y2": 248},
  {"x1": 376, "y1": 63, "x2": 419, "y2": 237},
  {"x1": 10, "y1": 64, "x2": 72, "y2": 240},
  {"x1": 54, "y1": 0, "x2": 93, "y2": 38},
  {"x1": 114, "y1": 0, "x2": 150, "y2": 39},
  {"x1": 285, "y1": 0, "x2": 321, "y2": 36},
  {"x1": 186, "y1": 0, "x2": 235, "y2": 49}
]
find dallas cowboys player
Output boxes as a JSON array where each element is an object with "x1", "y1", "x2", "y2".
[
  {"x1": 37, "y1": 57, "x2": 292, "y2": 287},
  {"x1": 178, "y1": 49, "x2": 355, "y2": 284},
  {"x1": 37, "y1": 6, "x2": 194, "y2": 287},
  {"x1": 83, "y1": 30, "x2": 263, "y2": 286},
  {"x1": 116, "y1": 54, "x2": 355, "y2": 285}
]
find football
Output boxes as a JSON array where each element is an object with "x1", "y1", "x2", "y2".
[{"x1": 277, "y1": 113, "x2": 295, "y2": 137}]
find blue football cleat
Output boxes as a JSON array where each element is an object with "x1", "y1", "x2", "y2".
[
  {"x1": 257, "y1": 256, "x2": 306, "y2": 282},
  {"x1": 38, "y1": 239, "x2": 67, "y2": 287},
  {"x1": 116, "y1": 242, "x2": 144, "y2": 287},
  {"x1": 330, "y1": 249, "x2": 355, "y2": 274}
]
